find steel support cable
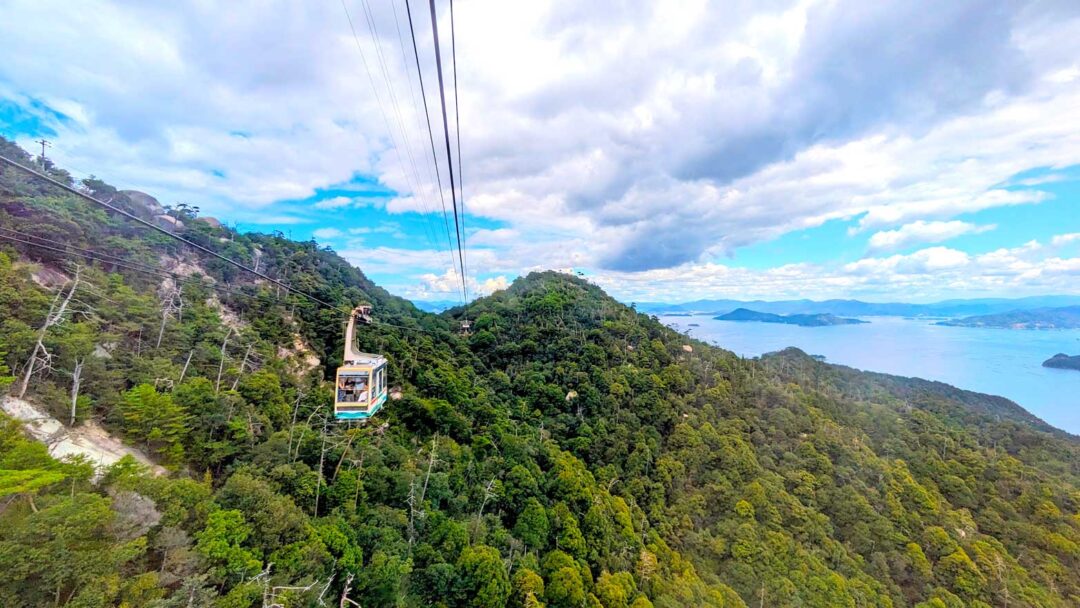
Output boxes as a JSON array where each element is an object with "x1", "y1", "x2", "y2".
[
  {"x1": 0, "y1": 240, "x2": 271, "y2": 366},
  {"x1": 0, "y1": 226, "x2": 181, "y2": 274},
  {"x1": 2, "y1": 156, "x2": 458, "y2": 339},
  {"x1": 340, "y1": 0, "x2": 453, "y2": 272},
  {"x1": 355, "y1": 0, "x2": 447, "y2": 262},
  {"x1": 0, "y1": 231, "x2": 443, "y2": 340},
  {"x1": 390, "y1": 0, "x2": 450, "y2": 244},
  {"x1": 425, "y1": 0, "x2": 468, "y2": 303},
  {"x1": 404, "y1": 0, "x2": 460, "y2": 288},
  {"x1": 0, "y1": 231, "x2": 281, "y2": 303},
  {"x1": 0, "y1": 226, "x2": 244, "y2": 292},
  {"x1": 449, "y1": 0, "x2": 468, "y2": 298},
  {"x1": 1, "y1": 155, "x2": 345, "y2": 311}
]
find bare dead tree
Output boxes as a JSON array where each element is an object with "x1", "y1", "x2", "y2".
[
  {"x1": 230, "y1": 343, "x2": 254, "y2": 392},
  {"x1": 339, "y1": 573, "x2": 360, "y2": 607},
  {"x1": 178, "y1": 349, "x2": 194, "y2": 385},
  {"x1": 477, "y1": 476, "x2": 497, "y2": 519},
  {"x1": 286, "y1": 390, "x2": 305, "y2": 451},
  {"x1": 155, "y1": 288, "x2": 183, "y2": 349},
  {"x1": 419, "y1": 436, "x2": 439, "y2": 509},
  {"x1": 406, "y1": 480, "x2": 419, "y2": 546},
  {"x1": 471, "y1": 475, "x2": 499, "y2": 541},
  {"x1": 314, "y1": 409, "x2": 332, "y2": 517},
  {"x1": 19, "y1": 266, "x2": 81, "y2": 399},
  {"x1": 69, "y1": 358, "x2": 84, "y2": 426},
  {"x1": 215, "y1": 328, "x2": 233, "y2": 395},
  {"x1": 330, "y1": 429, "x2": 362, "y2": 485},
  {"x1": 292, "y1": 406, "x2": 323, "y2": 462}
]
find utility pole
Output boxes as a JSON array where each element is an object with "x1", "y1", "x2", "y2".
[{"x1": 35, "y1": 139, "x2": 51, "y2": 166}]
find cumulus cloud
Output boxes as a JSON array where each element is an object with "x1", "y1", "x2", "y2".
[
  {"x1": 313, "y1": 197, "x2": 356, "y2": 210},
  {"x1": 867, "y1": 221, "x2": 995, "y2": 253},
  {"x1": 412, "y1": 268, "x2": 510, "y2": 299},
  {"x1": 312, "y1": 227, "x2": 345, "y2": 240},
  {"x1": 1051, "y1": 233, "x2": 1080, "y2": 246},
  {"x1": 3, "y1": 0, "x2": 1080, "y2": 295},
  {"x1": 589, "y1": 240, "x2": 1080, "y2": 302}
]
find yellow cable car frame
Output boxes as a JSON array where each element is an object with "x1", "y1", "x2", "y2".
[{"x1": 334, "y1": 306, "x2": 388, "y2": 421}]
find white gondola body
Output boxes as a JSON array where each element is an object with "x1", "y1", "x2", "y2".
[{"x1": 334, "y1": 306, "x2": 388, "y2": 421}]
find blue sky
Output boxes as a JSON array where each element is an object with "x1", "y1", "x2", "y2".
[{"x1": 2, "y1": 0, "x2": 1080, "y2": 303}]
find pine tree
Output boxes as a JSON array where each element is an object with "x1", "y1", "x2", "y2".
[{"x1": 120, "y1": 384, "x2": 189, "y2": 464}]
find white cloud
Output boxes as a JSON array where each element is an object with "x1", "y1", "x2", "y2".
[
  {"x1": 478, "y1": 275, "x2": 510, "y2": 295},
  {"x1": 587, "y1": 241, "x2": 1080, "y2": 302},
  {"x1": 3, "y1": 0, "x2": 1080, "y2": 296},
  {"x1": 867, "y1": 220, "x2": 995, "y2": 253},
  {"x1": 313, "y1": 227, "x2": 345, "y2": 239},
  {"x1": 1051, "y1": 233, "x2": 1080, "y2": 246},
  {"x1": 410, "y1": 268, "x2": 511, "y2": 299},
  {"x1": 348, "y1": 222, "x2": 405, "y2": 239},
  {"x1": 313, "y1": 197, "x2": 354, "y2": 210}
]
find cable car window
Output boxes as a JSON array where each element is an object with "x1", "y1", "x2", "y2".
[{"x1": 337, "y1": 371, "x2": 370, "y2": 404}]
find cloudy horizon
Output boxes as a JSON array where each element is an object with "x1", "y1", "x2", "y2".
[{"x1": 2, "y1": 0, "x2": 1079, "y2": 303}]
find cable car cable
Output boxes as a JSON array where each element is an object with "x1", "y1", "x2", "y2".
[
  {"x1": 449, "y1": 0, "x2": 468, "y2": 299},
  {"x1": 404, "y1": 0, "x2": 462, "y2": 292},
  {"x1": 354, "y1": 0, "x2": 449, "y2": 267},
  {"x1": 0, "y1": 227, "x2": 452, "y2": 344},
  {"x1": 0, "y1": 231, "x2": 284, "y2": 305},
  {"x1": 1, "y1": 155, "x2": 347, "y2": 311},
  {"x1": 425, "y1": 0, "x2": 467, "y2": 303},
  {"x1": 2, "y1": 157, "x2": 464, "y2": 341},
  {"x1": 338, "y1": 0, "x2": 453, "y2": 271}
]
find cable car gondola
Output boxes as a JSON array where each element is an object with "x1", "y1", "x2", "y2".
[{"x1": 334, "y1": 305, "x2": 388, "y2": 421}]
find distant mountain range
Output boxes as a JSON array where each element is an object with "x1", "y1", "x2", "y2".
[
  {"x1": 635, "y1": 295, "x2": 1080, "y2": 318},
  {"x1": 716, "y1": 308, "x2": 867, "y2": 327},
  {"x1": 939, "y1": 306, "x2": 1080, "y2": 329}
]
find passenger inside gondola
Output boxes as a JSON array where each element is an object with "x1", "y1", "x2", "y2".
[{"x1": 337, "y1": 374, "x2": 369, "y2": 403}]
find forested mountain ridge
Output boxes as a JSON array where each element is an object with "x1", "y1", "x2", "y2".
[{"x1": 0, "y1": 138, "x2": 1078, "y2": 607}]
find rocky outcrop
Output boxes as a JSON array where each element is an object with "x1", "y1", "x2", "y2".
[
  {"x1": 121, "y1": 190, "x2": 164, "y2": 215},
  {"x1": 155, "y1": 214, "x2": 184, "y2": 231},
  {"x1": 2, "y1": 396, "x2": 166, "y2": 477}
]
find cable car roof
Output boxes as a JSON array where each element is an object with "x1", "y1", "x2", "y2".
[{"x1": 342, "y1": 354, "x2": 387, "y2": 367}]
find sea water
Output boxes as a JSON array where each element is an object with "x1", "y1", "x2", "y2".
[{"x1": 662, "y1": 315, "x2": 1080, "y2": 435}]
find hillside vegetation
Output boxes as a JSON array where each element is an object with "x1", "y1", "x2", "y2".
[{"x1": 1, "y1": 138, "x2": 1078, "y2": 607}]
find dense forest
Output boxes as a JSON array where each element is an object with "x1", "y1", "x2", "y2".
[{"x1": 0, "y1": 136, "x2": 1078, "y2": 607}]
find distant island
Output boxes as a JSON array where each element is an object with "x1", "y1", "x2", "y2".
[
  {"x1": 938, "y1": 305, "x2": 1080, "y2": 329},
  {"x1": 716, "y1": 308, "x2": 868, "y2": 327},
  {"x1": 639, "y1": 294, "x2": 1080, "y2": 317},
  {"x1": 1043, "y1": 353, "x2": 1080, "y2": 371}
]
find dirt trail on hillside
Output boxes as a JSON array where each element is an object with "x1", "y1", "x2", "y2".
[{"x1": 2, "y1": 396, "x2": 166, "y2": 476}]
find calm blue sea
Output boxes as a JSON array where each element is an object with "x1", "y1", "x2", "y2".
[{"x1": 661, "y1": 315, "x2": 1080, "y2": 435}]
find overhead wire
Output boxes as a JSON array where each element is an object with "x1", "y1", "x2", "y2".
[
  {"x1": 404, "y1": 0, "x2": 465, "y2": 303},
  {"x1": 449, "y1": 0, "x2": 469, "y2": 301},
  {"x1": 0, "y1": 229, "x2": 274, "y2": 303},
  {"x1": 0, "y1": 155, "x2": 350, "y2": 313},
  {"x1": 425, "y1": 0, "x2": 468, "y2": 303},
  {"x1": 0, "y1": 188, "x2": 448, "y2": 342},
  {"x1": 339, "y1": 0, "x2": 457, "y2": 277},
  {"x1": 0, "y1": 227, "x2": 443, "y2": 341},
  {"x1": 390, "y1": 0, "x2": 451, "y2": 240},
  {"x1": 356, "y1": 0, "x2": 444, "y2": 260}
]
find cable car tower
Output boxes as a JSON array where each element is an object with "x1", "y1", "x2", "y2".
[{"x1": 334, "y1": 305, "x2": 388, "y2": 421}]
